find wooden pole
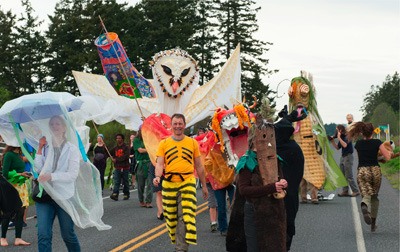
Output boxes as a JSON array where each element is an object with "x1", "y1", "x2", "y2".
[{"x1": 98, "y1": 15, "x2": 145, "y2": 119}]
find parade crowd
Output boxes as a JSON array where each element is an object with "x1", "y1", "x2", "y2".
[{"x1": 0, "y1": 111, "x2": 396, "y2": 252}]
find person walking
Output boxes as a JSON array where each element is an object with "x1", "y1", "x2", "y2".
[
  {"x1": 133, "y1": 128, "x2": 153, "y2": 208},
  {"x1": 330, "y1": 125, "x2": 360, "y2": 197},
  {"x1": 93, "y1": 134, "x2": 108, "y2": 191},
  {"x1": 1, "y1": 145, "x2": 31, "y2": 247},
  {"x1": 34, "y1": 115, "x2": 81, "y2": 251},
  {"x1": 109, "y1": 134, "x2": 130, "y2": 201},
  {"x1": 206, "y1": 182, "x2": 218, "y2": 232},
  {"x1": 153, "y1": 113, "x2": 208, "y2": 252},
  {"x1": 214, "y1": 184, "x2": 235, "y2": 236},
  {"x1": 347, "y1": 122, "x2": 392, "y2": 232}
]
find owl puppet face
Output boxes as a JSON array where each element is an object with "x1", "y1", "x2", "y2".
[{"x1": 150, "y1": 48, "x2": 199, "y2": 98}]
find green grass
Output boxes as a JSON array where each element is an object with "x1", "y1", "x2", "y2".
[{"x1": 381, "y1": 146, "x2": 400, "y2": 189}]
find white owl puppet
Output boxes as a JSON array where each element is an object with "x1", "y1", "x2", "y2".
[
  {"x1": 73, "y1": 44, "x2": 242, "y2": 130},
  {"x1": 150, "y1": 48, "x2": 199, "y2": 116}
]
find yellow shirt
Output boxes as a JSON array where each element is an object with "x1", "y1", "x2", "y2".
[{"x1": 156, "y1": 136, "x2": 200, "y2": 182}]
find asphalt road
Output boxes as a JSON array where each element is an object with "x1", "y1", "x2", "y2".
[{"x1": 2, "y1": 151, "x2": 399, "y2": 252}]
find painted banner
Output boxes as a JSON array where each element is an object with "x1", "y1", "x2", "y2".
[{"x1": 95, "y1": 32, "x2": 155, "y2": 98}]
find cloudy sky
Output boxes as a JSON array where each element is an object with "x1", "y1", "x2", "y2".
[{"x1": 1, "y1": 0, "x2": 399, "y2": 124}]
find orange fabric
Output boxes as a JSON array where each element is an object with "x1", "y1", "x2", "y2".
[{"x1": 204, "y1": 143, "x2": 235, "y2": 190}]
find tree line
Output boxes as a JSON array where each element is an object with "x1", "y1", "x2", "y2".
[
  {"x1": 325, "y1": 72, "x2": 399, "y2": 136},
  {"x1": 0, "y1": 0, "x2": 276, "y2": 107},
  {"x1": 361, "y1": 72, "x2": 399, "y2": 135},
  {"x1": 1, "y1": 0, "x2": 397, "y2": 133}
]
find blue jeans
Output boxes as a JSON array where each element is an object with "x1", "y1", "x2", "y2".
[
  {"x1": 214, "y1": 184, "x2": 235, "y2": 232},
  {"x1": 113, "y1": 169, "x2": 130, "y2": 196},
  {"x1": 36, "y1": 200, "x2": 80, "y2": 252}
]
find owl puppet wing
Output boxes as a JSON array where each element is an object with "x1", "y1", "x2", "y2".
[
  {"x1": 72, "y1": 70, "x2": 158, "y2": 130},
  {"x1": 185, "y1": 44, "x2": 242, "y2": 127}
]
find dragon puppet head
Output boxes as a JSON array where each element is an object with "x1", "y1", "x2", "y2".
[
  {"x1": 211, "y1": 100, "x2": 256, "y2": 168},
  {"x1": 150, "y1": 48, "x2": 199, "y2": 98}
]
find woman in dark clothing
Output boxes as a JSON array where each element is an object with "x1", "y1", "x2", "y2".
[
  {"x1": 93, "y1": 134, "x2": 108, "y2": 191},
  {"x1": 347, "y1": 122, "x2": 391, "y2": 232},
  {"x1": 274, "y1": 105, "x2": 307, "y2": 250},
  {"x1": 1, "y1": 145, "x2": 31, "y2": 246}
]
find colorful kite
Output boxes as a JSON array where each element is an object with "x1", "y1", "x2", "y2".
[{"x1": 95, "y1": 32, "x2": 155, "y2": 99}]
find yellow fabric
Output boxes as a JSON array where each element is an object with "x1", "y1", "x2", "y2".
[
  {"x1": 13, "y1": 182, "x2": 29, "y2": 207},
  {"x1": 162, "y1": 177, "x2": 197, "y2": 244},
  {"x1": 293, "y1": 116, "x2": 326, "y2": 188},
  {"x1": 156, "y1": 136, "x2": 200, "y2": 182}
]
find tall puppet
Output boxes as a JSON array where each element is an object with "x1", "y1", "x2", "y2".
[{"x1": 288, "y1": 71, "x2": 346, "y2": 203}]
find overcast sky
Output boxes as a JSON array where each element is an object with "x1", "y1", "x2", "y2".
[{"x1": 1, "y1": 0, "x2": 399, "y2": 124}]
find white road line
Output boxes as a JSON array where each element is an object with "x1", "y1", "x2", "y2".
[{"x1": 352, "y1": 196, "x2": 366, "y2": 252}]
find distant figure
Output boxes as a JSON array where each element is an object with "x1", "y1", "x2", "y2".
[
  {"x1": 197, "y1": 128, "x2": 206, "y2": 136},
  {"x1": 346, "y1": 114, "x2": 355, "y2": 131},
  {"x1": 93, "y1": 134, "x2": 108, "y2": 191},
  {"x1": 346, "y1": 114, "x2": 354, "y2": 124},
  {"x1": 110, "y1": 134, "x2": 130, "y2": 201},
  {"x1": 329, "y1": 125, "x2": 360, "y2": 197},
  {"x1": 206, "y1": 182, "x2": 218, "y2": 232},
  {"x1": 348, "y1": 122, "x2": 392, "y2": 232},
  {"x1": 133, "y1": 128, "x2": 153, "y2": 208}
]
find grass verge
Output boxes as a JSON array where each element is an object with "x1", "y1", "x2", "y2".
[{"x1": 381, "y1": 146, "x2": 400, "y2": 189}]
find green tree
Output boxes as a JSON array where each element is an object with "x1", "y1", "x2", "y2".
[
  {"x1": 0, "y1": 86, "x2": 12, "y2": 107},
  {"x1": 215, "y1": 0, "x2": 277, "y2": 104},
  {"x1": 45, "y1": 0, "x2": 129, "y2": 94},
  {"x1": 191, "y1": 0, "x2": 220, "y2": 85},
  {"x1": 12, "y1": 0, "x2": 48, "y2": 94},
  {"x1": 134, "y1": 0, "x2": 200, "y2": 77},
  {"x1": 370, "y1": 103, "x2": 399, "y2": 136},
  {"x1": 362, "y1": 72, "x2": 399, "y2": 121},
  {"x1": 324, "y1": 123, "x2": 338, "y2": 137},
  {"x1": 0, "y1": 9, "x2": 17, "y2": 97}
]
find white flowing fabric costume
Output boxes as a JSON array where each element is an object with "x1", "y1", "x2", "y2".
[{"x1": 0, "y1": 91, "x2": 110, "y2": 230}]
